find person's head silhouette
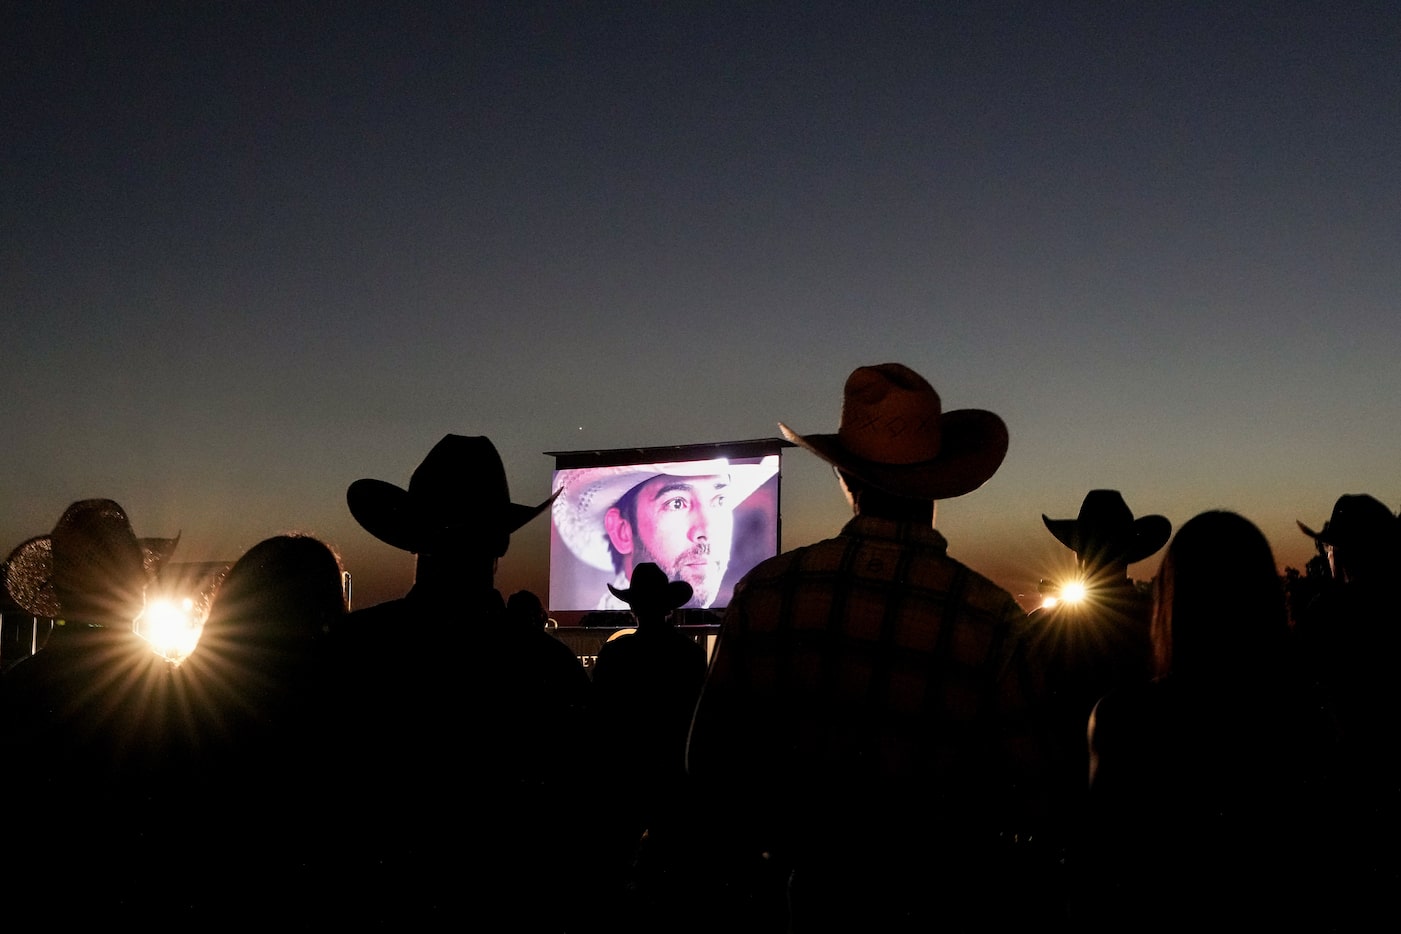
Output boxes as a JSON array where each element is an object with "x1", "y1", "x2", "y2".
[
  {"x1": 606, "y1": 561, "x2": 693, "y2": 628},
  {"x1": 1042, "y1": 490, "x2": 1171, "y2": 582},
  {"x1": 347, "y1": 434, "x2": 558, "y2": 592},
  {"x1": 1297, "y1": 493, "x2": 1399, "y2": 584},
  {"x1": 4, "y1": 498, "x2": 180, "y2": 628},
  {"x1": 779, "y1": 362, "x2": 1009, "y2": 524}
]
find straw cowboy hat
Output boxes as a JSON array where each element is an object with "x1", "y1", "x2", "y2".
[
  {"x1": 607, "y1": 561, "x2": 694, "y2": 614},
  {"x1": 552, "y1": 455, "x2": 779, "y2": 572},
  {"x1": 779, "y1": 362, "x2": 1008, "y2": 500},
  {"x1": 1297, "y1": 493, "x2": 1397, "y2": 548},
  {"x1": 347, "y1": 434, "x2": 557, "y2": 555},
  {"x1": 1042, "y1": 490, "x2": 1172, "y2": 565},
  {"x1": 3, "y1": 499, "x2": 180, "y2": 623}
]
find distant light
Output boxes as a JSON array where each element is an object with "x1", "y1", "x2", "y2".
[
  {"x1": 1040, "y1": 595, "x2": 1060, "y2": 610},
  {"x1": 1060, "y1": 581, "x2": 1088, "y2": 604}
]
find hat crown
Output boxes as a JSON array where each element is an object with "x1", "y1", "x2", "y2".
[
  {"x1": 608, "y1": 561, "x2": 693, "y2": 612},
  {"x1": 838, "y1": 364, "x2": 944, "y2": 465},
  {"x1": 629, "y1": 562, "x2": 671, "y2": 592},
  {"x1": 408, "y1": 435, "x2": 513, "y2": 523},
  {"x1": 1075, "y1": 490, "x2": 1137, "y2": 539},
  {"x1": 1318, "y1": 494, "x2": 1396, "y2": 546}
]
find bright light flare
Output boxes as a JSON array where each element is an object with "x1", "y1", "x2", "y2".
[
  {"x1": 134, "y1": 595, "x2": 205, "y2": 664},
  {"x1": 1060, "y1": 581, "x2": 1088, "y2": 604}
]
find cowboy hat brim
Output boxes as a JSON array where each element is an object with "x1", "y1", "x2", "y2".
[
  {"x1": 607, "y1": 577, "x2": 694, "y2": 612},
  {"x1": 4, "y1": 535, "x2": 60, "y2": 618},
  {"x1": 348, "y1": 478, "x2": 557, "y2": 554},
  {"x1": 779, "y1": 409, "x2": 1008, "y2": 501},
  {"x1": 3, "y1": 505, "x2": 181, "y2": 621}
]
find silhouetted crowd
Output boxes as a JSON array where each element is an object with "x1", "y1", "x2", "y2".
[{"x1": 2, "y1": 364, "x2": 1397, "y2": 932}]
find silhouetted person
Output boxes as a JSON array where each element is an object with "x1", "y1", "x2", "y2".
[
  {"x1": 1294, "y1": 493, "x2": 1401, "y2": 918},
  {"x1": 1077, "y1": 510, "x2": 1333, "y2": 932},
  {"x1": 1018, "y1": 489, "x2": 1170, "y2": 883},
  {"x1": 334, "y1": 434, "x2": 590, "y2": 928},
  {"x1": 1295, "y1": 494, "x2": 1400, "y2": 690},
  {"x1": 188, "y1": 532, "x2": 347, "y2": 708},
  {"x1": 507, "y1": 587, "x2": 551, "y2": 633},
  {"x1": 159, "y1": 532, "x2": 349, "y2": 919},
  {"x1": 0, "y1": 499, "x2": 182, "y2": 919},
  {"x1": 682, "y1": 363, "x2": 1050, "y2": 933},
  {"x1": 586, "y1": 562, "x2": 707, "y2": 923}
]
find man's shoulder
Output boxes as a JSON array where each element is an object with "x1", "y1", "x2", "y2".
[
  {"x1": 536, "y1": 631, "x2": 591, "y2": 685},
  {"x1": 730, "y1": 525, "x2": 1023, "y2": 620},
  {"x1": 729, "y1": 535, "x2": 844, "y2": 588},
  {"x1": 750, "y1": 520, "x2": 888, "y2": 569},
  {"x1": 959, "y1": 563, "x2": 1026, "y2": 611},
  {"x1": 336, "y1": 597, "x2": 412, "y2": 640}
]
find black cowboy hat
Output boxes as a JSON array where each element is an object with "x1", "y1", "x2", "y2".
[
  {"x1": 607, "y1": 562, "x2": 693, "y2": 614},
  {"x1": 1297, "y1": 493, "x2": 1397, "y2": 548},
  {"x1": 779, "y1": 363, "x2": 1008, "y2": 500},
  {"x1": 347, "y1": 434, "x2": 557, "y2": 555},
  {"x1": 1043, "y1": 490, "x2": 1171, "y2": 565}
]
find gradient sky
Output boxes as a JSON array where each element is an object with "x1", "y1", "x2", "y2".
[{"x1": 4, "y1": 1, "x2": 1398, "y2": 613}]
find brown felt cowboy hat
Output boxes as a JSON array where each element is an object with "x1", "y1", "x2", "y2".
[
  {"x1": 608, "y1": 561, "x2": 694, "y2": 614},
  {"x1": 347, "y1": 434, "x2": 558, "y2": 555},
  {"x1": 1042, "y1": 490, "x2": 1171, "y2": 565},
  {"x1": 779, "y1": 363, "x2": 1008, "y2": 500},
  {"x1": 3, "y1": 499, "x2": 181, "y2": 624}
]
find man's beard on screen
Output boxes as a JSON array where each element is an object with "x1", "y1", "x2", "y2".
[{"x1": 632, "y1": 539, "x2": 725, "y2": 608}]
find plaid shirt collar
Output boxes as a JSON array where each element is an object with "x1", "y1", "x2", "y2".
[{"x1": 839, "y1": 513, "x2": 950, "y2": 554}]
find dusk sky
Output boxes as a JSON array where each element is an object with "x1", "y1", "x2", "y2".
[{"x1": 4, "y1": 2, "x2": 1398, "y2": 613}]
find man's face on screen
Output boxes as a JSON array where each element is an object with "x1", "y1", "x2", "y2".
[{"x1": 628, "y1": 473, "x2": 734, "y2": 608}]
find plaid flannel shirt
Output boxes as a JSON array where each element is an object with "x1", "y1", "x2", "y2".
[{"x1": 688, "y1": 514, "x2": 1049, "y2": 837}]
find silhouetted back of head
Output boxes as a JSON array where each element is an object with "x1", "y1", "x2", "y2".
[
  {"x1": 1298, "y1": 493, "x2": 1399, "y2": 584},
  {"x1": 507, "y1": 589, "x2": 548, "y2": 631},
  {"x1": 838, "y1": 470, "x2": 935, "y2": 523},
  {"x1": 201, "y1": 534, "x2": 347, "y2": 665},
  {"x1": 1151, "y1": 510, "x2": 1287, "y2": 682}
]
